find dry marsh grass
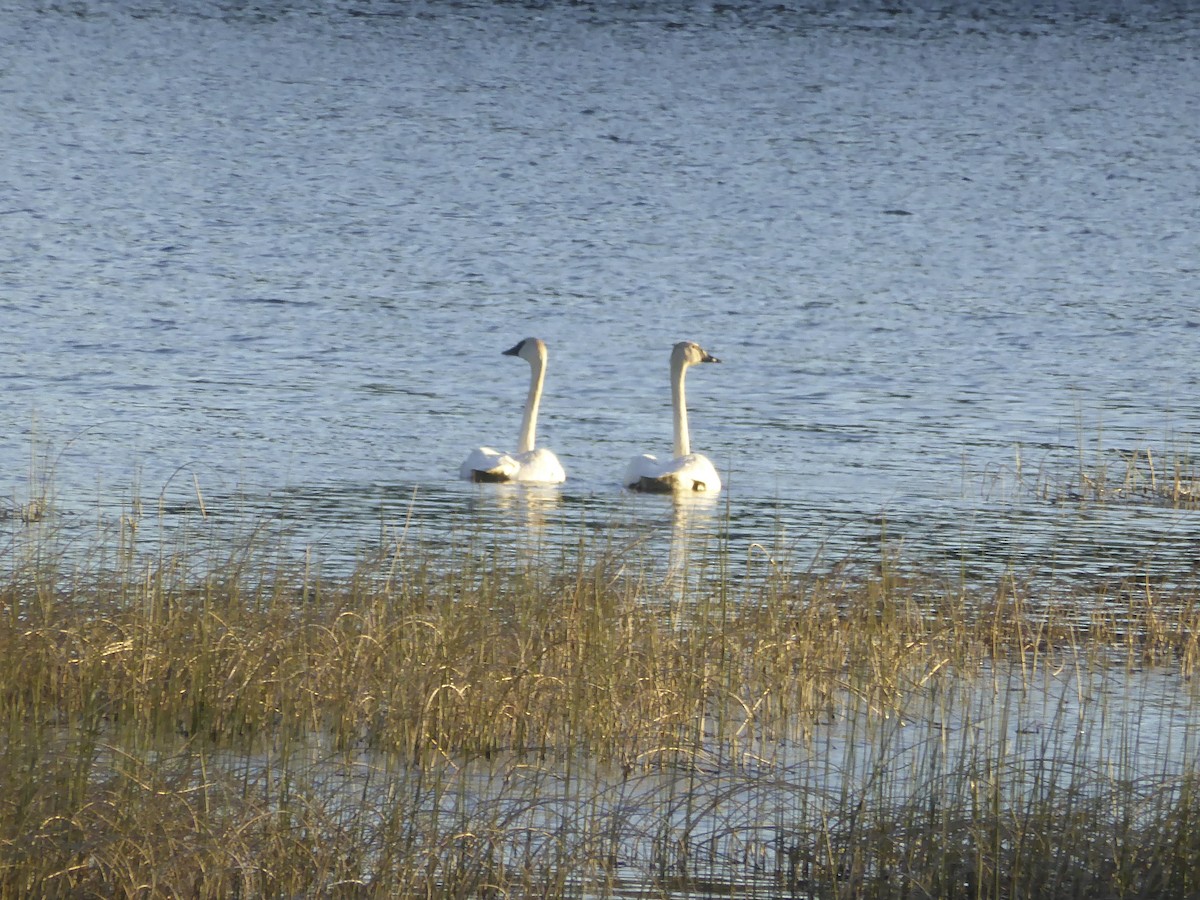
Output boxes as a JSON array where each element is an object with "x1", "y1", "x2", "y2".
[{"x1": 4, "y1": 510, "x2": 1200, "y2": 898}]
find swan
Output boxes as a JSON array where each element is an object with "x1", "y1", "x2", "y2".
[
  {"x1": 460, "y1": 337, "x2": 566, "y2": 484},
  {"x1": 624, "y1": 340, "x2": 722, "y2": 494}
]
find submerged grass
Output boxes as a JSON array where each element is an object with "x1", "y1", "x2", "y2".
[
  {"x1": 1013, "y1": 419, "x2": 1200, "y2": 509},
  {"x1": 4, "y1": 506, "x2": 1200, "y2": 898},
  {"x1": 1060, "y1": 443, "x2": 1200, "y2": 508}
]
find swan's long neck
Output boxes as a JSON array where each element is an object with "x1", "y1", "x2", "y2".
[
  {"x1": 671, "y1": 355, "x2": 690, "y2": 458},
  {"x1": 516, "y1": 357, "x2": 546, "y2": 454}
]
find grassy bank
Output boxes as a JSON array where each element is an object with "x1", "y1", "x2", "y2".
[{"x1": 3, "y1": 512, "x2": 1200, "y2": 898}]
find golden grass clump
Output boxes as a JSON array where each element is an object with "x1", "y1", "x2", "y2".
[{"x1": 4, "y1": 516, "x2": 1200, "y2": 898}]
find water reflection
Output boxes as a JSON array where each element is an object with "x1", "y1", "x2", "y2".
[
  {"x1": 463, "y1": 482, "x2": 563, "y2": 536},
  {"x1": 664, "y1": 493, "x2": 723, "y2": 599}
]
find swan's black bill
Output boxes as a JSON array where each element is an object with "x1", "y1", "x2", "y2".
[
  {"x1": 503, "y1": 341, "x2": 525, "y2": 356},
  {"x1": 702, "y1": 352, "x2": 720, "y2": 363}
]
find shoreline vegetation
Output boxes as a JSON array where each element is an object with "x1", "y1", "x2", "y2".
[{"x1": 4, "y1": 477, "x2": 1200, "y2": 899}]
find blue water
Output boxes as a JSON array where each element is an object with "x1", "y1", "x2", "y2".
[{"x1": 3, "y1": 0, "x2": 1199, "y2": 579}]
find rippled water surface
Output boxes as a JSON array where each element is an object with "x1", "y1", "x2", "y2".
[{"x1": 3, "y1": 0, "x2": 1200, "y2": 578}]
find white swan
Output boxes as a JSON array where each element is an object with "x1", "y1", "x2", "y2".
[
  {"x1": 460, "y1": 337, "x2": 567, "y2": 484},
  {"x1": 624, "y1": 340, "x2": 722, "y2": 494}
]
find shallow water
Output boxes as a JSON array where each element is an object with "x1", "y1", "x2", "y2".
[
  {"x1": 196, "y1": 657, "x2": 1200, "y2": 896},
  {"x1": 3, "y1": 0, "x2": 1200, "y2": 580}
]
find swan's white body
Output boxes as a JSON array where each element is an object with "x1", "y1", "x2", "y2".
[
  {"x1": 624, "y1": 341, "x2": 721, "y2": 494},
  {"x1": 460, "y1": 445, "x2": 565, "y2": 484},
  {"x1": 461, "y1": 338, "x2": 566, "y2": 484}
]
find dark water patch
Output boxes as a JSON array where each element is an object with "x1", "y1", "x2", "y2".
[{"x1": 225, "y1": 296, "x2": 318, "y2": 307}]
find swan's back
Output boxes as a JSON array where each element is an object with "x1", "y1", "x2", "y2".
[
  {"x1": 624, "y1": 452, "x2": 720, "y2": 493},
  {"x1": 462, "y1": 447, "x2": 565, "y2": 484}
]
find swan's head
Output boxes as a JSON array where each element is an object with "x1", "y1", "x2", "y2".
[
  {"x1": 503, "y1": 337, "x2": 548, "y2": 365},
  {"x1": 672, "y1": 340, "x2": 720, "y2": 368}
]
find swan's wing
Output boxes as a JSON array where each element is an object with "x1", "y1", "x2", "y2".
[
  {"x1": 624, "y1": 454, "x2": 668, "y2": 491},
  {"x1": 669, "y1": 453, "x2": 721, "y2": 493},
  {"x1": 625, "y1": 453, "x2": 720, "y2": 493},
  {"x1": 513, "y1": 448, "x2": 567, "y2": 484},
  {"x1": 460, "y1": 447, "x2": 521, "y2": 482}
]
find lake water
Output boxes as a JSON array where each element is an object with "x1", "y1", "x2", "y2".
[{"x1": 3, "y1": 0, "x2": 1200, "y2": 582}]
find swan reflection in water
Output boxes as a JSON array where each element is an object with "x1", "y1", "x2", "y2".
[
  {"x1": 465, "y1": 481, "x2": 563, "y2": 535},
  {"x1": 664, "y1": 492, "x2": 723, "y2": 601}
]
